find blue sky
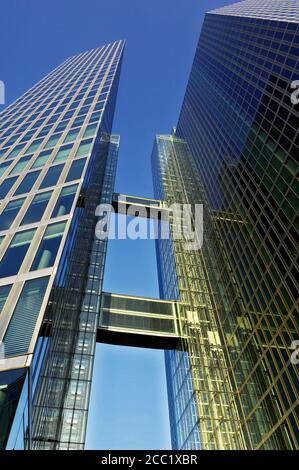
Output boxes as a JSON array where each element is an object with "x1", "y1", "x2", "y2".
[{"x1": 1, "y1": 0, "x2": 239, "y2": 450}]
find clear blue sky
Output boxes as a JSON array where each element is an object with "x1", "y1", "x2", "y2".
[{"x1": 1, "y1": 0, "x2": 238, "y2": 450}]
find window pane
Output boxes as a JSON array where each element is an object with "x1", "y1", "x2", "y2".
[
  {"x1": 0, "y1": 198, "x2": 25, "y2": 231},
  {"x1": 9, "y1": 155, "x2": 32, "y2": 175},
  {"x1": 31, "y1": 221, "x2": 66, "y2": 271},
  {"x1": 5, "y1": 144, "x2": 24, "y2": 161},
  {"x1": 39, "y1": 164, "x2": 64, "y2": 189},
  {"x1": 83, "y1": 124, "x2": 97, "y2": 139},
  {"x1": 3, "y1": 276, "x2": 49, "y2": 356},
  {"x1": 0, "y1": 177, "x2": 18, "y2": 200},
  {"x1": 0, "y1": 161, "x2": 12, "y2": 178},
  {"x1": 53, "y1": 144, "x2": 73, "y2": 163},
  {"x1": 65, "y1": 158, "x2": 86, "y2": 182},
  {"x1": 14, "y1": 170, "x2": 41, "y2": 196},
  {"x1": 0, "y1": 284, "x2": 12, "y2": 315},
  {"x1": 0, "y1": 228, "x2": 36, "y2": 278},
  {"x1": 51, "y1": 184, "x2": 78, "y2": 218},
  {"x1": 0, "y1": 149, "x2": 9, "y2": 159},
  {"x1": 64, "y1": 128, "x2": 80, "y2": 144},
  {"x1": 44, "y1": 133, "x2": 62, "y2": 149},
  {"x1": 71, "y1": 116, "x2": 85, "y2": 128},
  {"x1": 25, "y1": 139, "x2": 43, "y2": 154},
  {"x1": 21, "y1": 191, "x2": 52, "y2": 226},
  {"x1": 31, "y1": 150, "x2": 52, "y2": 169},
  {"x1": 75, "y1": 139, "x2": 92, "y2": 158}
]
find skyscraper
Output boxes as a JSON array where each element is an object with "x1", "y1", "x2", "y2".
[
  {"x1": 0, "y1": 40, "x2": 124, "y2": 449},
  {"x1": 175, "y1": 0, "x2": 299, "y2": 449}
]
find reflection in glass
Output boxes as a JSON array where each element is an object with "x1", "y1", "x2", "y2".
[
  {"x1": 65, "y1": 158, "x2": 86, "y2": 182},
  {"x1": 0, "y1": 229, "x2": 36, "y2": 278},
  {"x1": 51, "y1": 184, "x2": 77, "y2": 218},
  {"x1": 14, "y1": 171, "x2": 41, "y2": 196},
  {"x1": 0, "y1": 284, "x2": 12, "y2": 315},
  {"x1": 21, "y1": 191, "x2": 52, "y2": 226},
  {"x1": 39, "y1": 164, "x2": 63, "y2": 189},
  {"x1": 0, "y1": 177, "x2": 18, "y2": 200},
  {"x1": 9, "y1": 156, "x2": 32, "y2": 176},
  {"x1": 0, "y1": 198, "x2": 25, "y2": 231},
  {"x1": 31, "y1": 221, "x2": 66, "y2": 271}
]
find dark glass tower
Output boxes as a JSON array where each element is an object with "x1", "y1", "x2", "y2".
[
  {"x1": 0, "y1": 41, "x2": 124, "y2": 449},
  {"x1": 175, "y1": 0, "x2": 299, "y2": 450}
]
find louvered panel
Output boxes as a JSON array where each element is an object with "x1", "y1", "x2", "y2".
[{"x1": 4, "y1": 276, "x2": 49, "y2": 357}]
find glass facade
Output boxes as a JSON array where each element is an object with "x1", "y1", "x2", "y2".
[
  {"x1": 0, "y1": 40, "x2": 125, "y2": 449},
  {"x1": 174, "y1": 0, "x2": 298, "y2": 450}
]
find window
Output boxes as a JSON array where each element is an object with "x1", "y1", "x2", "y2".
[
  {"x1": 5, "y1": 143, "x2": 24, "y2": 160},
  {"x1": 53, "y1": 144, "x2": 73, "y2": 163},
  {"x1": 39, "y1": 164, "x2": 64, "y2": 189},
  {"x1": 0, "y1": 161, "x2": 12, "y2": 178},
  {"x1": 51, "y1": 184, "x2": 78, "y2": 218},
  {"x1": 0, "y1": 284, "x2": 12, "y2": 315},
  {"x1": 71, "y1": 116, "x2": 85, "y2": 128},
  {"x1": 31, "y1": 221, "x2": 66, "y2": 271},
  {"x1": 44, "y1": 133, "x2": 62, "y2": 149},
  {"x1": 54, "y1": 120, "x2": 69, "y2": 133},
  {"x1": 37, "y1": 125, "x2": 52, "y2": 138},
  {"x1": 64, "y1": 128, "x2": 80, "y2": 144},
  {"x1": 75, "y1": 139, "x2": 92, "y2": 158},
  {"x1": 9, "y1": 155, "x2": 32, "y2": 175},
  {"x1": 65, "y1": 158, "x2": 86, "y2": 182},
  {"x1": 3, "y1": 276, "x2": 49, "y2": 356},
  {"x1": 0, "y1": 228, "x2": 36, "y2": 278},
  {"x1": 25, "y1": 139, "x2": 43, "y2": 154},
  {"x1": 0, "y1": 148, "x2": 9, "y2": 159},
  {"x1": 83, "y1": 124, "x2": 97, "y2": 139},
  {"x1": 14, "y1": 170, "x2": 41, "y2": 196},
  {"x1": 0, "y1": 198, "x2": 25, "y2": 231},
  {"x1": 31, "y1": 150, "x2": 52, "y2": 169},
  {"x1": 21, "y1": 191, "x2": 52, "y2": 225},
  {"x1": 0, "y1": 176, "x2": 18, "y2": 200}
]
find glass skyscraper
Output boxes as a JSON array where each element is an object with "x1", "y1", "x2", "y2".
[
  {"x1": 174, "y1": 0, "x2": 298, "y2": 450},
  {"x1": 0, "y1": 40, "x2": 124, "y2": 449}
]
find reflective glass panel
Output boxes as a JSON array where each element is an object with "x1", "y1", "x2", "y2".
[
  {"x1": 75, "y1": 139, "x2": 92, "y2": 158},
  {"x1": 0, "y1": 284, "x2": 12, "y2": 315},
  {"x1": 44, "y1": 133, "x2": 62, "y2": 149},
  {"x1": 65, "y1": 158, "x2": 86, "y2": 182},
  {"x1": 63, "y1": 128, "x2": 80, "y2": 144},
  {"x1": 21, "y1": 191, "x2": 52, "y2": 226},
  {"x1": 9, "y1": 155, "x2": 32, "y2": 175},
  {"x1": 0, "y1": 161, "x2": 12, "y2": 178},
  {"x1": 0, "y1": 177, "x2": 18, "y2": 200},
  {"x1": 39, "y1": 164, "x2": 64, "y2": 189},
  {"x1": 31, "y1": 221, "x2": 66, "y2": 271},
  {"x1": 53, "y1": 144, "x2": 73, "y2": 163},
  {"x1": 51, "y1": 184, "x2": 78, "y2": 218},
  {"x1": 14, "y1": 171, "x2": 40, "y2": 196},
  {"x1": 31, "y1": 150, "x2": 52, "y2": 169},
  {"x1": 0, "y1": 228, "x2": 36, "y2": 278},
  {"x1": 0, "y1": 198, "x2": 25, "y2": 231}
]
